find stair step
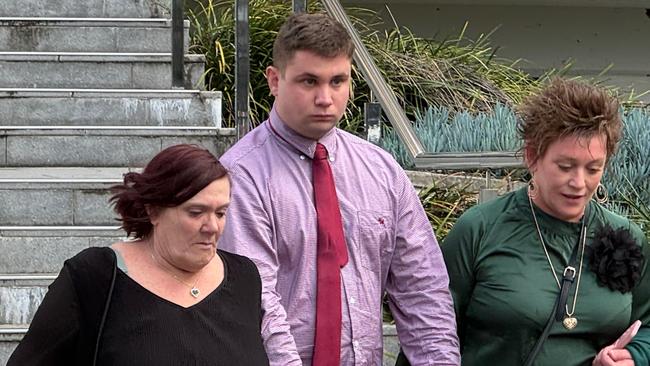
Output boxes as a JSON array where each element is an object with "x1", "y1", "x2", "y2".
[
  {"x1": 0, "y1": 325, "x2": 25, "y2": 364},
  {"x1": 0, "y1": 226, "x2": 123, "y2": 239},
  {"x1": 0, "y1": 324, "x2": 28, "y2": 338},
  {"x1": 0, "y1": 0, "x2": 170, "y2": 18},
  {"x1": 1, "y1": 283, "x2": 50, "y2": 325},
  {"x1": 1, "y1": 226, "x2": 123, "y2": 273},
  {"x1": 0, "y1": 168, "x2": 127, "y2": 225},
  {"x1": 0, "y1": 166, "x2": 130, "y2": 181},
  {"x1": 0, "y1": 52, "x2": 204, "y2": 89},
  {"x1": 0, "y1": 89, "x2": 222, "y2": 127},
  {"x1": 0, "y1": 324, "x2": 26, "y2": 363},
  {"x1": 0, "y1": 226, "x2": 121, "y2": 327},
  {"x1": 0, "y1": 127, "x2": 235, "y2": 167},
  {"x1": 0, "y1": 18, "x2": 189, "y2": 53},
  {"x1": 0, "y1": 1, "x2": 226, "y2": 363}
]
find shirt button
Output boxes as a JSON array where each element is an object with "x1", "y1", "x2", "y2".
[
  {"x1": 329, "y1": 156, "x2": 335, "y2": 162},
  {"x1": 353, "y1": 340, "x2": 359, "y2": 349},
  {"x1": 299, "y1": 155, "x2": 306, "y2": 160},
  {"x1": 350, "y1": 296, "x2": 356, "y2": 304}
]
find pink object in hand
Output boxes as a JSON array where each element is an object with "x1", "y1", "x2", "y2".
[
  {"x1": 593, "y1": 320, "x2": 642, "y2": 366},
  {"x1": 613, "y1": 320, "x2": 642, "y2": 349}
]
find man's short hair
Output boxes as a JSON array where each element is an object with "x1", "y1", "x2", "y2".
[{"x1": 272, "y1": 12, "x2": 354, "y2": 72}]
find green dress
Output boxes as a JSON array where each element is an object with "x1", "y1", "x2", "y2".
[{"x1": 442, "y1": 188, "x2": 650, "y2": 365}]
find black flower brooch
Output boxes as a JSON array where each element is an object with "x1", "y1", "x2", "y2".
[{"x1": 586, "y1": 224, "x2": 644, "y2": 293}]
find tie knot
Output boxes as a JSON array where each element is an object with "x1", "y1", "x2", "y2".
[{"x1": 314, "y1": 143, "x2": 328, "y2": 161}]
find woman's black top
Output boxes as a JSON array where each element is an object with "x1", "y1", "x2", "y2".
[{"x1": 8, "y1": 247, "x2": 269, "y2": 366}]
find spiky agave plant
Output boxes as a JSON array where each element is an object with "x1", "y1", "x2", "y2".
[{"x1": 619, "y1": 178, "x2": 650, "y2": 239}]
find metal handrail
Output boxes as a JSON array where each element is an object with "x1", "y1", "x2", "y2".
[
  {"x1": 235, "y1": 0, "x2": 250, "y2": 138},
  {"x1": 171, "y1": 0, "x2": 184, "y2": 88},
  {"x1": 415, "y1": 151, "x2": 523, "y2": 170},
  {"x1": 320, "y1": 0, "x2": 425, "y2": 159},
  {"x1": 320, "y1": 0, "x2": 523, "y2": 170}
]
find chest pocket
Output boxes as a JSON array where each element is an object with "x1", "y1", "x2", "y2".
[{"x1": 355, "y1": 210, "x2": 394, "y2": 272}]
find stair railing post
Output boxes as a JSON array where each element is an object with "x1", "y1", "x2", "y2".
[
  {"x1": 235, "y1": 0, "x2": 250, "y2": 138},
  {"x1": 293, "y1": 0, "x2": 307, "y2": 13},
  {"x1": 320, "y1": 0, "x2": 425, "y2": 160},
  {"x1": 171, "y1": 0, "x2": 184, "y2": 88},
  {"x1": 364, "y1": 101, "x2": 382, "y2": 144}
]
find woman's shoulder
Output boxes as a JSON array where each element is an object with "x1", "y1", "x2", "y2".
[
  {"x1": 62, "y1": 247, "x2": 116, "y2": 287},
  {"x1": 459, "y1": 188, "x2": 525, "y2": 226},
  {"x1": 592, "y1": 204, "x2": 647, "y2": 243},
  {"x1": 218, "y1": 250, "x2": 260, "y2": 277},
  {"x1": 444, "y1": 188, "x2": 531, "y2": 254},
  {"x1": 66, "y1": 246, "x2": 115, "y2": 268}
]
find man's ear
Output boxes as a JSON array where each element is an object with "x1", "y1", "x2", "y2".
[{"x1": 266, "y1": 65, "x2": 280, "y2": 97}]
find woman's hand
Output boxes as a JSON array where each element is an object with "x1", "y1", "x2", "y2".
[
  {"x1": 593, "y1": 347, "x2": 634, "y2": 366},
  {"x1": 593, "y1": 321, "x2": 641, "y2": 366}
]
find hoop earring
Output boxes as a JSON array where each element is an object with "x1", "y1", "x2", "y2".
[
  {"x1": 528, "y1": 179, "x2": 538, "y2": 199},
  {"x1": 595, "y1": 183, "x2": 608, "y2": 204}
]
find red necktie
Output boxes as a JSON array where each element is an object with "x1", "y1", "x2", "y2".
[{"x1": 312, "y1": 143, "x2": 348, "y2": 366}]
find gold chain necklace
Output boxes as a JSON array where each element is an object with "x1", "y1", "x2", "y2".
[
  {"x1": 528, "y1": 195, "x2": 587, "y2": 330},
  {"x1": 150, "y1": 252, "x2": 201, "y2": 298}
]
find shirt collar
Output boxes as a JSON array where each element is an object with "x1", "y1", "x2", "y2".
[{"x1": 267, "y1": 105, "x2": 338, "y2": 160}]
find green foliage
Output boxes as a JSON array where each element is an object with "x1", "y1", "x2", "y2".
[
  {"x1": 381, "y1": 105, "x2": 650, "y2": 221},
  {"x1": 187, "y1": 0, "x2": 289, "y2": 127},
  {"x1": 187, "y1": 1, "x2": 542, "y2": 131},
  {"x1": 604, "y1": 108, "x2": 650, "y2": 213},
  {"x1": 362, "y1": 21, "x2": 539, "y2": 113},
  {"x1": 620, "y1": 181, "x2": 650, "y2": 239},
  {"x1": 334, "y1": 14, "x2": 543, "y2": 134},
  {"x1": 418, "y1": 180, "x2": 477, "y2": 241},
  {"x1": 381, "y1": 103, "x2": 519, "y2": 167}
]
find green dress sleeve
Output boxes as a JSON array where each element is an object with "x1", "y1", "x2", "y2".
[
  {"x1": 625, "y1": 223, "x2": 650, "y2": 365},
  {"x1": 441, "y1": 205, "x2": 486, "y2": 345}
]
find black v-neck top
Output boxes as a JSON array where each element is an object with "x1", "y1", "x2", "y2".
[
  {"x1": 98, "y1": 250, "x2": 269, "y2": 365},
  {"x1": 7, "y1": 247, "x2": 269, "y2": 366}
]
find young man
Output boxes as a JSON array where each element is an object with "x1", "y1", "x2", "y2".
[{"x1": 219, "y1": 12, "x2": 459, "y2": 366}]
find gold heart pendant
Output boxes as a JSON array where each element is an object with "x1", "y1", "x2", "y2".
[{"x1": 563, "y1": 317, "x2": 578, "y2": 330}]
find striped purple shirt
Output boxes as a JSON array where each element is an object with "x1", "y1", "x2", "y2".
[{"x1": 219, "y1": 107, "x2": 459, "y2": 365}]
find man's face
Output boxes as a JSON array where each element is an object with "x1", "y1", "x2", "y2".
[{"x1": 266, "y1": 50, "x2": 351, "y2": 140}]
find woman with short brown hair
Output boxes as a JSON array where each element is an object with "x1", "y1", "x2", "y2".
[{"x1": 442, "y1": 78, "x2": 650, "y2": 365}]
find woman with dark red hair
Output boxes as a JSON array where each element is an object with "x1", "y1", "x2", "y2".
[{"x1": 8, "y1": 144, "x2": 269, "y2": 366}]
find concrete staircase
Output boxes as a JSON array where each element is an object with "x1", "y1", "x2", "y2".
[{"x1": 0, "y1": 0, "x2": 234, "y2": 362}]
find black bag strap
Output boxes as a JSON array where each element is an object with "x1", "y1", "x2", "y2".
[
  {"x1": 555, "y1": 265, "x2": 577, "y2": 322},
  {"x1": 523, "y1": 241, "x2": 580, "y2": 366},
  {"x1": 92, "y1": 253, "x2": 118, "y2": 366}
]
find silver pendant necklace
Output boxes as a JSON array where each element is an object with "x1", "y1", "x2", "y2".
[
  {"x1": 150, "y1": 252, "x2": 202, "y2": 298},
  {"x1": 529, "y1": 195, "x2": 587, "y2": 330}
]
